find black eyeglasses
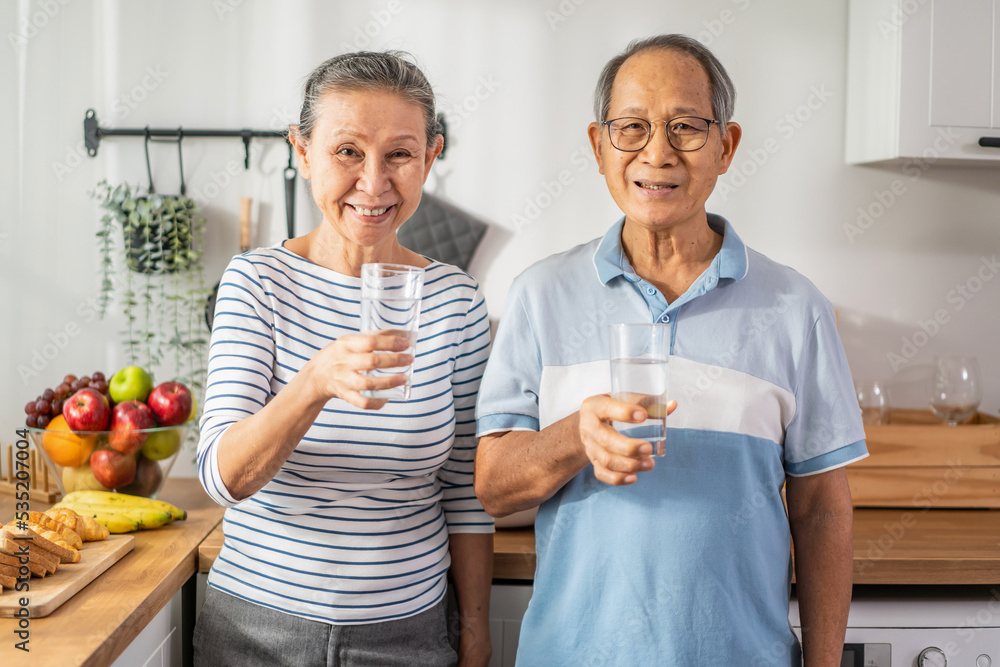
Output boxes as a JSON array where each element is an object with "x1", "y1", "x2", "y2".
[{"x1": 601, "y1": 116, "x2": 720, "y2": 152}]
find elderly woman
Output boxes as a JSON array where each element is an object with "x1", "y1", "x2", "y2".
[{"x1": 193, "y1": 51, "x2": 493, "y2": 667}]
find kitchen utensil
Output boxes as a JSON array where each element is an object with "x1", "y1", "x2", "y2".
[
  {"x1": 205, "y1": 139, "x2": 292, "y2": 330},
  {"x1": 239, "y1": 196, "x2": 252, "y2": 252}
]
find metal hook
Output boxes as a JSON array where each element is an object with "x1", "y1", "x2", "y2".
[
  {"x1": 284, "y1": 138, "x2": 297, "y2": 239},
  {"x1": 177, "y1": 127, "x2": 186, "y2": 196},
  {"x1": 436, "y1": 113, "x2": 448, "y2": 159},
  {"x1": 242, "y1": 131, "x2": 252, "y2": 170},
  {"x1": 144, "y1": 127, "x2": 155, "y2": 194}
]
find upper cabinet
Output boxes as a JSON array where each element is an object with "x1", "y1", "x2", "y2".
[{"x1": 846, "y1": 0, "x2": 1000, "y2": 164}]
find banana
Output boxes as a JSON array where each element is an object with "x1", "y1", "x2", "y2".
[
  {"x1": 52, "y1": 501, "x2": 174, "y2": 532},
  {"x1": 62, "y1": 491, "x2": 187, "y2": 522},
  {"x1": 93, "y1": 513, "x2": 140, "y2": 534}
]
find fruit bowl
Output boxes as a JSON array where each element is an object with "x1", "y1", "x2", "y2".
[{"x1": 27, "y1": 422, "x2": 196, "y2": 499}]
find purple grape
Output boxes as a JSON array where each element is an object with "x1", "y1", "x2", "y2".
[
  {"x1": 51, "y1": 399, "x2": 63, "y2": 415},
  {"x1": 35, "y1": 414, "x2": 50, "y2": 428},
  {"x1": 91, "y1": 371, "x2": 106, "y2": 382},
  {"x1": 25, "y1": 401, "x2": 37, "y2": 415},
  {"x1": 36, "y1": 399, "x2": 51, "y2": 414},
  {"x1": 42, "y1": 388, "x2": 55, "y2": 401},
  {"x1": 55, "y1": 383, "x2": 72, "y2": 398}
]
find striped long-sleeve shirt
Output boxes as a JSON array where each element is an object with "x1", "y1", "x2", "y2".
[{"x1": 197, "y1": 245, "x2": 494, "y2": 625}]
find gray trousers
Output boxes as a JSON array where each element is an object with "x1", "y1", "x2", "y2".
[{"x1": 193, "y1": 586, "x2": 458, "y2": 667}]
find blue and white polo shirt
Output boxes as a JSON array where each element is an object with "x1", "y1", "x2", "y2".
[{"x1": 476, "y1": 214, "x2": 867, "y2": 666}]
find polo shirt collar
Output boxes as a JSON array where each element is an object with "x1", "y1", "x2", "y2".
[{"x1": 593, "y1": 213, "x2": 749, "y2": 285}]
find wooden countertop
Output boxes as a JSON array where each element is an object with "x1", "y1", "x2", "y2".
[
  {"x1": 197, "y1": 508, "x2": 1000, "y2": 585},
  {"x1": 0, "y1": 478, "x2": 225, "y2": 667},
  {"x1": 490, "y1": 510, "x2": 1000, "y2": 585},
  {"x1": 849, "y1": 508, "x2": 1000, "y2": 584}
]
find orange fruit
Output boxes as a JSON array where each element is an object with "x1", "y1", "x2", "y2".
[{"x1": 42, "y1": 415, "x2": 98, "y2": 467}]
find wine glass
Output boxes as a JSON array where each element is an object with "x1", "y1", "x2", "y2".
[
  {"x1": 929, "y1": 357, "x2": 981, "y2": 426},
  {"x1": 855, "y1": 380, "x2": 889, "y2": 425}
]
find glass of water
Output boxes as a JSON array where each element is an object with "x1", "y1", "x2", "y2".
[
  {"x1": 608, "y1": 323, "x2": 670, "y2": 456},
  {"x1": 359, "y1": 263, "x2": 424, "y2": 401}
]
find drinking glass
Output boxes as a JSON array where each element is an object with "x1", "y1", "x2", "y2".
[
  {"x1": 929, "y1": 356, "x2": 981, "y2": 426},
  {"x1": 855, "y1": 380, "x2": 889, "y2": 426},
  {"x1": 359, "y1": 263, "x2": 424, "y2": 400},
  {"x1": 608, "y1": 323, "x2": 670, "y2": 456}
]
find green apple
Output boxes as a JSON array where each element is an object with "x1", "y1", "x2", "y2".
[
  {"x1": 109, "y1": 366, "x2": 154, "y2": 404},
  {"x1": 141, "y1": 427, "x2": 182, "y2": 461},
  {"x1": 63, "y1": 462, "x2": 111, "y2": 492}
]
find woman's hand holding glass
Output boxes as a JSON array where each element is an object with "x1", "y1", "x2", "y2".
[
  {"x1": 307, "y1": 333, "x2": 414, "y2": 410},
  {"x1": 578, "y1": 394, "x2": 678, "y2": 486}
]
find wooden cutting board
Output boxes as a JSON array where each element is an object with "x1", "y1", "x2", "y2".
[{"x1": 0, "y1": 534, "x2": 134, "y2": 618}]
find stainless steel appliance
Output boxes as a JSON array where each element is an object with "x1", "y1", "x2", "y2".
[{"x1": 790, "y1": 588, "x2": 1000, "y2": 667}]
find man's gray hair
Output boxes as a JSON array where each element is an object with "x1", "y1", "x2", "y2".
[
  {"x1": 593, "y1": 35, "x2": 736, "y2": 134},
  {"x1": 293, "y1": 50, "x2": 438, "y2": 147}
]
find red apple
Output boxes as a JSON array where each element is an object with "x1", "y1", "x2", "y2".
[
  {"x1": 90, "y1": 449, "x2": 137, "y2": 489},
  {"x1": 147, "y1": 382, "x2": 193, "y2": 427},
  {"x1": 109, "y1": 400, "x2": 155, "y2": 455},
  {"x1": 63, "y1": 388, "x2": 112, "y2": 432}
]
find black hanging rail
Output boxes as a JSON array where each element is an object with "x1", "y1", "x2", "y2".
[
  {"x1": 84, "y1": 108, "x2": 288, "y2": 168},
  {"x1": 84, "y1": 109, "x2": 449, "y2": 165},
  {"x1": 83, "y1": 107, "x2": 448, "y2": 241}
]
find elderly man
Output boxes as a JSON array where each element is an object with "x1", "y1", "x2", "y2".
[{"x1": 475, "y1": 34, "x2": 866, "y2": 666}]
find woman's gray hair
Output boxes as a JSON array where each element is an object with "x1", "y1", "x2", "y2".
[
  {"x1": 293, "y1": 50, "x2": 439, "y2": 147},
  {"x1": 593, "y1": 35, "x2": 736, "y2": 134}
]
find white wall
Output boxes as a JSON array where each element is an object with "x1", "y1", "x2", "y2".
[{"x1": 3, "y1": 0, "x2": 998, "y2": 478}]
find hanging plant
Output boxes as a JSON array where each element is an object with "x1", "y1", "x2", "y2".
[
  {"x1": 90, "y1": 179, "x2": 209, "y2": 399},
  {"x1": 94, "y1": 182, "x2": 198, "y2": 275}
]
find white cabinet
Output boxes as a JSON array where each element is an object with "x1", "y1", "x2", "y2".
[
  {"x1": 110, "y1": 588, "x2": 183, "y2": 667},
  {"x1": 846, "y1": 0, "x2": 1000, "y2": 163},
  {"x1": 488, "y1": 584, "x2": 532, "y2": 667}
]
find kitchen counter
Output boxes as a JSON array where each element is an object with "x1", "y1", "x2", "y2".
[
  {"x1": 198, "y1": 508, "x2": 1000, "y2": 584},
  {"x1": 0, "y1": 478, "x2": 225, "y2": 667},
  {"x1": 488, "y1": 509, "x2": 1000, "y2": 583},
  {"x1": 488, "y1": 509, "x2": 1000, "y2": 584}
]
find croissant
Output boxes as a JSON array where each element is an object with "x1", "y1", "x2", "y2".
[
  {"x1": 44, "y1": 507, "x2": 110, "y2": 541},
  {"x1": 24, "y1": 511, "x2": 83, "y2": 549}
]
